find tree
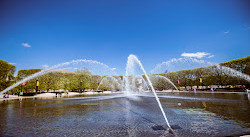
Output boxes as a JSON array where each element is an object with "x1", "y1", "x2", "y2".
[
  {"x1": 164, "y1": 69, "x2": 168, "y2": 73},
  {"x1": 17, "y1": 69, "x2": 42, "y2": 92},
  {"x1": 75, "y1": 67, "x2": 91, "y2": 75},
  {"x1": 17, "y1": 69, "x2": 42, "y2": 78},
  {"x1": 0, "y1": 60, "x2": 16, "y2": 91}
]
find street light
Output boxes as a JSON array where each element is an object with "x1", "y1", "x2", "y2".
[
  {"x1": 36, "y1": 77, "x2": 39, "y2": 93},
  {"x1": 200, "y1": 76, "x2": 203, "y2": 90}
]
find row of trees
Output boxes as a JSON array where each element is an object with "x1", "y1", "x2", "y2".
[
  {"x1": 154, "y1": 56, "x2": 250, "y2": 89},
  {"x1": 11, "y1": 68, "x2": 123, "y2": 93},
  {"x1": 0, "y1": 56, "x2": 249, "y2": 93}
]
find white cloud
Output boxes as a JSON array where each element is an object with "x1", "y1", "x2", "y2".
[
  {"x1": 111, "y1": 68, "x2": 116, "y2": 71},
  {"x1": 21, "y1": 43, "x2": 31, "y2": 47},
  {"x1": 224, "y1": 31, "x2": 230, "y2": 34},
  {"x1": 181, "y1": 52, "x2": 212, "y2": 59},
  {"x1": 42, "y1": 64, "x2": 49, "y2": 68},
  {"x1": 9, "y1": 62, "x2": 16, "y2": 65},
  {"x1": 208, "y1": 55, "x2": 215, "y2": 58}
]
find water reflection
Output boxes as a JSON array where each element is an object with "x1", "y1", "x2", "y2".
[{"x1": 0, "y1": 93, "x2": 249, "y2": 136}]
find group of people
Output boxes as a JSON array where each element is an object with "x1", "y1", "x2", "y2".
[{"x1": 3, "y1": 94, "x2": 9, "y2": 98}]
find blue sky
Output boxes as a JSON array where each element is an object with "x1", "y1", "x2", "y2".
[{"x1": 0, "y1": 0, "x2": 249, "y2": 75}]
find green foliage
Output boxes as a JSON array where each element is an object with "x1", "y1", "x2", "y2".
[
  {"x1": 156, "y1": 56, "x2": 250, "y2": 89},
  {"x1": 220, "y1": 56, "x2": 250, "y2": 75},
  {"x1": 17, "y1": 69, "x2": 42, "y2": 78},
  {"x1": 1, "y1": 56, "x2": 249, "y2": 93},
  {"x1": 16, "y1": 71, "x2": 102, "y2": 91},
  {"x1": 97, "y1": 75, "x2": 122, "y2": 91},
  {"x1": 0, "y1": 60, "x2": 16, "y2": 91},
  {"x1": 16, "y1": 69, "x2": 42, "y2": 92},
  {"x1": 75, "y1": 67, "x2": 91, "y2": 75}
]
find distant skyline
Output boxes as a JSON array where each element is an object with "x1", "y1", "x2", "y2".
[{"x1": 0, "y1": 0, "x2": 249, "y2": 75}]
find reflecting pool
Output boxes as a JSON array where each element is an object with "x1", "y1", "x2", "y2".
[{"x1": 0, "y1": 92, "x2": 249, "y2": 137}]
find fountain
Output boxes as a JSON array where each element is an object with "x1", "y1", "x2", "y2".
[
  {"x1": 150, "y1": 57, "x2": 214, "y2": 74},
  {"x1": 125, "y1": 55, "x2": 176, "y2": 134},
  {"x1": 150, "y1": 57, "x2": 250, "y2": 83},
  {"x1": 97, "y1": 76, "x2": 123, "y2": 91},
  {"x1": 149, "y1": 74, "x2": 179, "y2": 91},
  {"x1": 132, "y1": 75, "x2": 150, "y2": 91},
  {"x1": 0, "y1": 59, "x2": 116, "y2": 95},
  {"x1": 2, "y1": 54, "x2": 250, "y2": 136},
  {"x1": 215, "y1": 64, "x2": 250, "y2": 82},
  {"x1": 1, "y1": 54, "x2": 177, "y2": 134}
]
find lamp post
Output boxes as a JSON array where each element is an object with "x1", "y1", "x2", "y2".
[
  {"x1": 200, "y1": 76, "x2": 203, "y2": 90},
  {"x1": 36, "y1": 78, "x2": 39, "y2": 93}
]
